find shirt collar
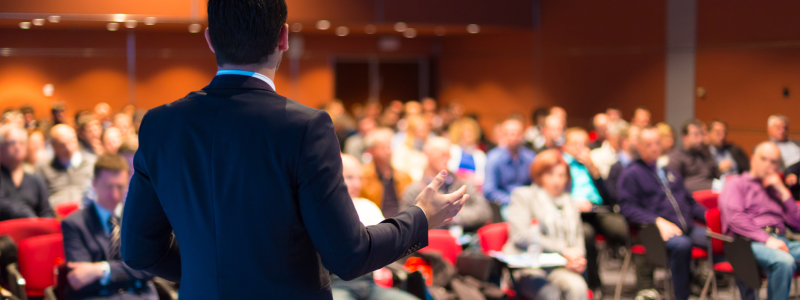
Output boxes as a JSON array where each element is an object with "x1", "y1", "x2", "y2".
[
  {"x1": 216, "y1": 70, "x2": 276, "y2": 92},
  {"x1": 93, "y1": 202, "x2": 113, "y2": 233}
]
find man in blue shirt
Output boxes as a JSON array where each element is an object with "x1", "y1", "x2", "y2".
[
  {"x1": 484, "y1": 118, "x2": 535, "y2": 220},
  {"x1": 562, "y1": 128, "x2": 626, "y2": 296},
  {"x1": 62, "y1": 154, "x2": 157, "y2": 299}
]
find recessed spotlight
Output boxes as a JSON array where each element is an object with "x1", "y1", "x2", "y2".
[
  {"x1": 43, "y1": 84, "x2": 54, "y2": 97},
  {"x1": 364, "y1": 24, "x2": 376, "y2": 34},
  {"x1": 188, "y1": 23, "x2": 202, "y2": 33},
  {"x1": 48, "y1": 15, "x2": 60, "y2": 23},
  {"x1": 394, "y1": 22, "x2": 407, "y2": 32},
  {"x1": 291, "y1": 23, "x2": 303, "y2": 32},
  {"x1": 435, "y1": 26, "x2": 446, "y2": 36},
  {"x1": 125, "y1": 20, "x2": 137, "y2": 28},
  {"x1": 32, "y1": 19, "x2": 45, "y2": 26},
  {"x1": 336, "y1": 26, "x2": 349, "y2": 36},
  {"x1": 316, "y1": 20, "x2": 331, "y2": 30},
  {"x1": 403, "y1": 28, "x2": 417, "y2": 38},
  {"x1": 144, "y1": 17, "x2": 157, "y2": 25},
  {"x1": 107, "y1": 23, "x2": 119, "y2": 31},
  {"x1": 113, "y1": 14, "x2": 126, "y2": 22},
  {"x1": 19, "y1": 22, "x2": 31, "y2": 29},
  {"x1": 467, "y1": 24, "x2": 480, "y2": 34}
]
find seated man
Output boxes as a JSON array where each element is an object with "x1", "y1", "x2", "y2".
[
  {"x1": 618, "y1": 126, "x2": 707, "y2": 300},
  {"x1": 562, "y1": 128, "x2": 626, "y2": 295},
  {"x1": 401, "y1": 137, "x2": 491, "y2": 232},
  {"x1": 530, "y1": 114, "x2": 564, "y2": 154},
  {"x1": 36, "y1": 124, "x2": 96, "y2": 207},
  {"x1": 360, "y1": 127, "x2": 413, "y2": 218},
  {"x1": 62, "y1": 154, "x2": 157, "y2": 299},
  {"x1": 335, "y1": 154, "x2": 417, "y2": 300},
  {"x1": 720, "y1": 142, "x2": 800, "y2": 300},
  {"x1": 667, "y1": 119, "x2": 719, "y2": 192},
  {"x1": 484, "y1": 118, "x2": 536, "y2": 218},
  {"x1": 0, "y1": 125, "x2": 54, "y2": 220},
  {"x1": 706, "y1": 120, "x2": 749, "y2": 176},
  {"x1": 605, "y1": 125, "x2": 639, "y2": 203}
]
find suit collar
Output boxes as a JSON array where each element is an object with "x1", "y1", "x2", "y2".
[
  {"x1": 203, "y1": 74, "x2": 276, "y2": 93},
  {"x1": 85, "y1": 202, "x2": 112, "y2": 260}
]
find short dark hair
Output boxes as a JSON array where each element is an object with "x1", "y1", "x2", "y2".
[
  {"x1": 94, "y1": 154, "x2": 130, "y2": 178},
  {"x1": 707, "y1": 119, "x2": 727, "y2": 131},
  {"x1": 531, "y1": 107, "x2": 549, "y2": 123},
  {"x1": 680, "y1": 118, "x2": 704, "y2": 136},
  {"x1": 19, "y1": 105, "x2": 34, "y2": 115},
  {"x1": 207, "y1": 0, "x2": 288, "y2": 66}
]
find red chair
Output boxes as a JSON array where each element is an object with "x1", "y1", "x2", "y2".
[
  {"x1": 477, "y1": 222, "x2": 509, "y2": 254},
  {"x1": 418, "y1": 230, "x2": 462, "y2": 265},
  {"x1": 693, "y1": 190, "x2": 719, "y2": 209},
  {"x1": 0, "y1": 218, "x2": 61, "y2": 243},
  {"x1": 54, "y1": 202, "x2": 80, "y2": 219},
  {"x1": 10, "y1": 233, "x2": 64, "y2": 299}
]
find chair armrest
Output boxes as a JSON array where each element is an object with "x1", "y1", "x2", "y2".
[
  {"x1": 44, "y1": 286, "x2": 57, "y2": 300},
  {"x1": 6, "y1": 263, "x2": 28, "y2": 300},
  {"x1": 706, "y1": 231, "x2": 734, "y2": 243}
]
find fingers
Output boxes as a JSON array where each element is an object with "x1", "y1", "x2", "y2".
[
  {"x1": 443, "y1": 185, "x2": 467, "y2": 202},
  {"x1": 427, "y1": 170, "x2": 448, "y2": 192}
]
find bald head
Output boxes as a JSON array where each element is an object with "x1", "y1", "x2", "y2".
[
  {"x1": 563, "y1": 128, "x2": 589, "y2": 157},
  {"x1": 51, "y1": 124, "x2": 79, "y2": 162},
  {"x1": 341, "y1": 154, "x2": 363, "y2": 198},
  {"x1": 543, "y1": 115, "x2": 564, "y2": 145},
  {"x1": 637, "y1": 127, "x2": 662, "y2": 163},
  {"x1": 750, "y1": 142, "x2": 782, "y2": 179},
  {"x1": 424, "y1": 137, "x2": 452, "y2": 175}
]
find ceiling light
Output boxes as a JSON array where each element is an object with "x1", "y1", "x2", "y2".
[
  {"x1": 394, "y1": 22, "x2": 407, "y2": 32},
  {"x1": 43, "y1": 84, "x2": 54, "y2": 97},
  {"x1": 107, "y1": 23, "x2": 119, "y2": 31},
  {"x1": 435, "y1": 26, "x2": 446, "y2": 36},
  {"x1": 467, "y1": 24, "x2": 480, "y2": 34},
  {"x1": 188, "y1": 23, "x2": 202, "y2": 33},
  {"x1": 19, "y1": 22, "x2": 31, "y2": 29},
  {"x1": 113, "y1": 14, "x2": 126, "y2": 22},
  {"x1": 316, "y1": 20, "x2": 330, "y2": 30},
  {"x1": 291, "y1": 23, "x2": 303, "y2": 32},
  {"x1": 48, "y1": 15, "x2": 60, "y2": 23},
  {"x1": 336, "y1": 26, "x2": 349, "y2": 36},
  {"x1": 144, "y1": 17, "x2": 157, "y2": 25},
  {"x1": 403, "y1": 28, "x2": 417, "y2": 38},
  {"x1": 125, "y1": 20, "x2": 137, "y2": 28},
  {"x1": 32, "y1": 19, "x2": 45, "y2": 26},
  {"x1": 364, "y1": 24, "x2": 376, "y2": 34}
]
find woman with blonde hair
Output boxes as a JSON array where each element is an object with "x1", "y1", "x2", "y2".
[{"x1": 447, "y1": 117, "x2": 487, "y2": 186}]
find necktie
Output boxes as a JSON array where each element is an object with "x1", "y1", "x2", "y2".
[{"x1": 108, "y1": 215, "x2": 121, "y2": 260}]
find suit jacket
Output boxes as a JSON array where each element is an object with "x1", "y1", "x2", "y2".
[
  {"x1": 62, "y1": 202, "x2": 157, "y2": 300},
  {"x1": 359, "y1": 162, "x2": 413, "y2": 211},
  {"x1": 121, "y1": 75, "x2": 429, "y2": 299}
]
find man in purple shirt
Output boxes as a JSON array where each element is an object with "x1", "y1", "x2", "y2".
[{"x1": 720, "y1": 141, "x2": 800, "y2": 300}]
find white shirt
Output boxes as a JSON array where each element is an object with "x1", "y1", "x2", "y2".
[
  {"x1": 352, "y1": 197, "x2": 385, "y2": 226},
  {"x1": 775, "y1": 140, "x2": 800, "y2": 168},
  {"x1": 216, "y1": 70, "x2": 276, "y2": 92},
  {"x1": 590, "y1": 140, "x2": 618, "y2": 179}
]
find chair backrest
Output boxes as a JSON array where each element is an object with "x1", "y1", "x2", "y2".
[
  {"x1": 418, "y1": 230, "x2": 462, "y2": 265},
  {"x1": 693, "y1": 190, "x2": 719, "y2": 209},
  {"x1": 17, "y1": 233, "x2": 64, "y2": 297},
  {"x1": 477, "y1": 222, "x2": 509, "y2": 254},
  {"x1": 54, "y1": 202, "x2": 80, "y2": 219},
  {"x1": 705, "y1": 208, "x2": 724, "y2": 255},
  {"x1": 0, "y1": 218, "x2": 61, "y2": 244}
]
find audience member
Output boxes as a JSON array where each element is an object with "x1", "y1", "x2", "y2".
[
  {"x1": 94, "y1": 103, "x2": 112, "y2": 129},
  {"x1": 589, "y1": 113, "x2": 609, "y2": 150},
  {"x1": 562, "y1": 128, "x2": 624, "y2": 293},
  {"x1": 720, "y1": 142, "x2": 800, "y2": 300},
  {"x1": 550, "y1": 106, "x2": 567, "y2": 127},
  {"x1": 447, "y1": 117, "x2": 487, "y2": 186},
  {"x1": 606, "y1": 126, "x2": 640, "y2": 202},
  {"x1": 77, "y1": 114, "x2": 104, "y2": 159},
  {"x1": 706, "y1": 120, "x2": 750, "y2": 176},
  {"x1": 112, "y1": 113, "x2": 135, "y2": 139},
  {"x1": 0, "y1": 125, "x2": 54, "y2": 221},
  {"x1": 524, "y1": 107, "x2": 550, "y2": 148},
  {"x1": 52, "y1": 103, "x2": 68, "y2": 125},
  {"x1": 484, "y1": 118, "x2": 535, "y2": 213},
  {"x1": 630, "y1": 107, "x2": 651, "y2": 128},
  {"x1": 391, "y1": 115, "x2": 431, "y2": 181},
  {"x1": 401, "y1": 137, "x2": 491, "y2": 232},
  {"x1": 767, "y1": 115, "x2": 800, "y2": 170},
  {"x1": 102, "y1": 127, "x2": 123, "y2": 156},
  {"x1": 503, "y1": 149, "x2": 588, "y2": 300},
  {"x1": 531, "y1": 114, "x2": 564, "y2": 154},
  {"x1": 360, "y1": 128, "x2": 412, "y2": 218},
  {"x1": 618, "y1": 126, "x2": 707, "y2": 300},
  {"x1": 590, "y1": 121, "x2": 624, "y2": 179},
  {"x1": 655, "y1": 122, "x2": 675, "y2": 168},
  {"x1": 667, "y1": 119, "x2": 719, "y2": 192},
  {"x1": 61, "y1": 154, "x2": 157, "y2": 299},
  {"x1": 36, "y1": 124, "x2": 96, "y2": 206},
  {"x1": 24, "y1": 129, "x2": 46, "y2": 174},
  {"x1": 19, "y1": 105, "x2": 37, "y2": 129},
  {"x1": 344, "y1": 117, "x2": 377, "y2": 162},
  {"x1": 606, "y1": 107, "x2": 628, "y2": 131}
]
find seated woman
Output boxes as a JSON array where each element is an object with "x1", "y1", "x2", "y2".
[{"x1": 502, "y1": 149, "x2": 589, "y2": 300}]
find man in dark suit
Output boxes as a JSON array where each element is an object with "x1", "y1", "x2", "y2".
[
  {"x1": 62, "y1": 154, "x2": 157, "y2": 299},
  {"x1": 120, "y1": 1, "x2": 467, "y2": 299}
]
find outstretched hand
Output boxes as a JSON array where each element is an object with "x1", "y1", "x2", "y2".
[{"x1": 414, "y1": 170, "x2": 469, "y2": 230}]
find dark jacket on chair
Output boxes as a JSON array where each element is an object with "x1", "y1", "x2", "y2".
[
  {"x1": 62, "y1": 201, "x2": 157, "y2": 300},
  {"x1": 120, "y1": 74, "x2": 429, "y2": 299}
]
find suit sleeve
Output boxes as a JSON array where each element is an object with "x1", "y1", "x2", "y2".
[
  {"x1": 121, "y1": 114, "x2": 181, "y2": 282},
  {"x1": 296, "y1": 111, "x2": 428, "y2": 281}
]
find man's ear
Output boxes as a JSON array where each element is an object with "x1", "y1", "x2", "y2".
[
  {"x1": 278, "y1": 23, "x2": 289, "y2": 52},
  {"x1": 204, "y1": 28, "x2": 215, "y2": 53}
]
